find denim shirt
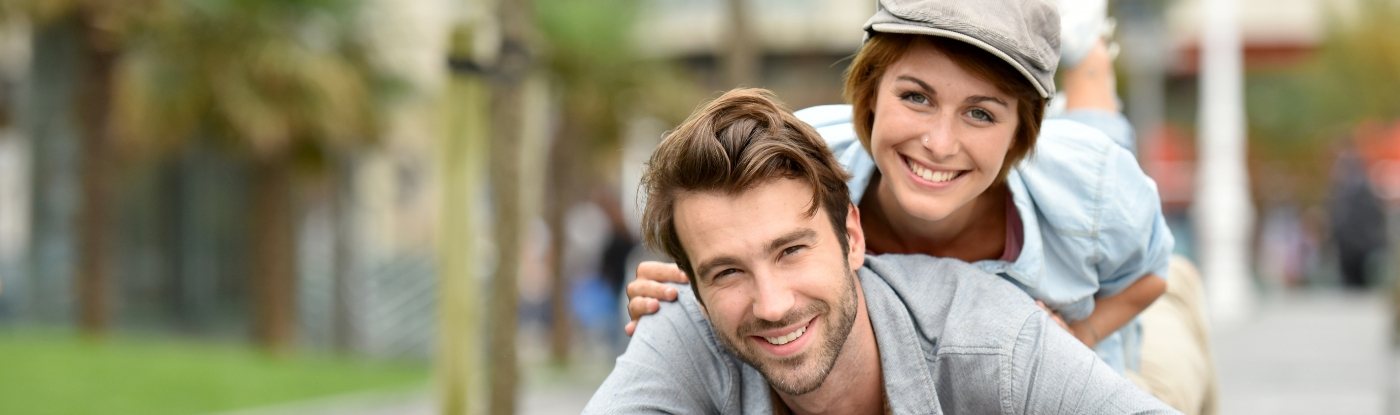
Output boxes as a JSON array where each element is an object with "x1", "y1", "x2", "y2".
[
  {"x1": 793, "y1": 105, "x2": 1174, "y2": 373},
  {"x1": 584, "y1": 255, "x2": 1176, "y2": 414}
]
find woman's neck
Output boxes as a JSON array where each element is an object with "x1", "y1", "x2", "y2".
[{"x1": 861, "y1": 173, "x2": 1008, "y2": 262}]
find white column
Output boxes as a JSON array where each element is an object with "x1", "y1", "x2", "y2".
[{"x1": 1194, "y1": 0, "x2": 1255, "y2": 326}]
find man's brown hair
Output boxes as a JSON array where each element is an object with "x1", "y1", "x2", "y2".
[
  {"x1": 843, "y1": 33, "x2": 1047, "y2": 183},
  {"x1": 640, "y1": 88, "x2": 853, "y2": 299}
]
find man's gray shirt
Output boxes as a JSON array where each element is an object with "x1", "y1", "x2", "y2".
[{"x1": 585, "y1": 255, "x2": 1177, "y2": 414}]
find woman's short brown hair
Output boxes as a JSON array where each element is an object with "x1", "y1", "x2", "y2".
[
  {"x1": 842, "y1": 33, "x2": 1047, "y2": 182},
  {"x1": 640, "y1": 88, "x2": 853, "y2": 290}
]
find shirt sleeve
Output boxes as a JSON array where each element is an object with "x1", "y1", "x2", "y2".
[
  {"x1": 582, "y1": 285, "x2": 731, "y2": 414},
  {"x1": 1006, "y1": 310, "x2": 1180, "y2": 414},
  {"x1": 1052, "y1": 109, "x2": 1137, "y2": 154},
  {"x1": 794, "y1": 104, "x2": 878, "y2": 205},
  {"x1": 1093, "y1": 143, "x2": 1175, "y2": 297}
]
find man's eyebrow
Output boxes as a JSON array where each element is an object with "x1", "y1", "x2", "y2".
[
  {"x1": 693, "y1": 229, "x2": 817, "y2": 281},
  {"x1": 767, "y1": 228, "x2": 817, "y2": 255},
  {"x1": 694, "y1": 256, "x2": 740, "y2": 283}
]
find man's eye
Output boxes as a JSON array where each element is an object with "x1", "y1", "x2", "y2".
[
  {"x1": 713, "y1": 268, "x2": 739, "y2": 280},
  {"x1": 782, "y1": 245, "x2": 807, "y2": 256}
]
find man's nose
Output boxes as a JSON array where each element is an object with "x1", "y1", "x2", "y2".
[{"x1": 751, "y1": 272, "x2": 795, "y2": 322}]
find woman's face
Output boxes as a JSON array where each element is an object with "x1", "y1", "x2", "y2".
[{"x1": 869, "y1": 40, "x2": 1019, "y2": 223}]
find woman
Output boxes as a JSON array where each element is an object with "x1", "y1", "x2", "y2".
[{"x1": 628, "y1": 0, "x2": 1212, "y2": 412}]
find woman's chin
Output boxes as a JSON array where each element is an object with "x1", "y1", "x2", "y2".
[{"x1": 896, "y1": 198, "x2": 957, "y2": 224}]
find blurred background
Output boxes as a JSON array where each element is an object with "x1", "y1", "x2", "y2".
[{"x1": 0, "y1": 0, "x2": 1397, "y2": 414}]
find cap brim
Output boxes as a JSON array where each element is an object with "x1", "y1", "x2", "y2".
[{"x1": 869, "y1": 22, "x2": 1051, "y2": 98}]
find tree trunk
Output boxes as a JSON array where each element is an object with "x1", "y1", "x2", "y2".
[
  {"x1": 545, "y1": 117, "x2": 579, "y2": 366},
  {"x1": 724, "y1": 0, "x2": 758, "y2": 87},
  {"x1": 251, "y1": 154, "x2": 296, "y2": 354},
  {"x1": 438, "y1": 70, "x2": 488, "y2": 415},
  {"x1": 487, "y1": 0, "x2": 534, "y2": 413},
  {"x1": 74, "y1": 15, "x2": 119, "y2": 339},
  {"x1": 329, "y1": 153, "x2": 355, "y2": 353}
]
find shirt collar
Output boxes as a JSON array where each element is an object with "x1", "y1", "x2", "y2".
[{"x1": 859, "y1": 261, "x2": 945, "y2": 414}]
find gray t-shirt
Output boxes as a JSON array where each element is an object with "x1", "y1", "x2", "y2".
[{"x1": 584, "y1": 255, "x2": 1177, "y2": 414}]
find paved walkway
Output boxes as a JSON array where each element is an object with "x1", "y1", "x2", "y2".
[
  {"x1": 1213, "y1": 288, "x2": 1397, "y2": 415},
  {"x1": 229, "y1": 287, "x2": 1399, "y2": 415}
]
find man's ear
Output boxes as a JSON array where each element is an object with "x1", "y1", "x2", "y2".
[{"x1": 845, "y1": 203, "x2": 865, "y2": 271}]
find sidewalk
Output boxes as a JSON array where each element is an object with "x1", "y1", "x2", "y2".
[
  {"x1": 228, "y1": 287, "x2": 1400, "y2": 415},
  {"x1": 1213, "y1": 288, "x2": 1396, "y2": 415}
]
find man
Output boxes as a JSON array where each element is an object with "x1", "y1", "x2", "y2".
[{"x1": 584, "y1": 88, "x2": 1174, "y2": 414}]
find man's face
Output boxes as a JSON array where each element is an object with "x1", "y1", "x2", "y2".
[{"x1": 673, "y1": 178, "x2": 865, "y2": 395}]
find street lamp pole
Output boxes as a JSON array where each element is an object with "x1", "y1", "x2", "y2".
[{"x1": 1195, "y1": 0, "x2": 1255, "y2": 326}]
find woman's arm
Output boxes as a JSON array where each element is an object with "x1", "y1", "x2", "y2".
[{"x1": 1069, "y1": 274, "x2": 1167, "y2": 348}]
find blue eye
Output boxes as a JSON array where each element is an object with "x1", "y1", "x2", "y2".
[
  {"x1": 967, "y1": 108, "x2": 994, "y2": 122},
  {"x1": 900, "y1": 91, "x2": 929, "y2": 105}
]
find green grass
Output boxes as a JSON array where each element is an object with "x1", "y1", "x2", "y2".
[{"x1": 0, "y1": 329, "x2": 429, "y2": 415}]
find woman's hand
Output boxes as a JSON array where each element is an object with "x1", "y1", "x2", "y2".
[
  {"x1": 1035, "y1": 300, "x2": 1071, "y2": 331},
  {"x1": 624, "y1": 261, "x2": 690, "y2": 336},
  {"x1": 1037, "y1": 300, "x2": 1102, "y2": 348}
]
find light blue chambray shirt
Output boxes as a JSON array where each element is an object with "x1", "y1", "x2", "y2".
[{"x1": 793, "y1": 105, "x2": 1174, "y2": 373}]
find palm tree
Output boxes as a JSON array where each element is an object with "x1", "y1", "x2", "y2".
[
  {"x1": 439, "y1": 28, "x2": 488, "y2": 413},
  {"x1": 110, "y1": 0, "x2": 385, "y2": 353},
  {"x1": 535, "y1": 0, "x2": 640, "y2": 367},
  {"x1": 1, "y1": 0, "x2": 157, "y2": 338},
  {"x1": 482, "y1": 0, "x2": 537, "y2": 412}
]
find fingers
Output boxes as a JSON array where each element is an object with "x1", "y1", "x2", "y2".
[
  {"x1": 1035, "y1": 301, "x2": 1072, "y2": 331},
  {"x1": 626, "y1": 279, "x2": 679, "y2": 302},
  {"x1": 624, "y1": 262, "x2": 687, "y2": 336},
  {"x1": 627, "y1": 296, "x2": 661, "y2": 322},
  {"x1": 636, "y1": 261, "x2": 689, "y2": 284}
]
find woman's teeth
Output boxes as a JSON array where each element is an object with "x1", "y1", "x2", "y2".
[
  {"x1": 764, "y1": 326, "x2": 807, "y2": 345},
  {"x1": 909, "y1": 160, "x2": 958, "y2": 183}
]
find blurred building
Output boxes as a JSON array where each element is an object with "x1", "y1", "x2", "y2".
[{"x1": 633, "y1": 0, "x2": 872, "y2": 109}]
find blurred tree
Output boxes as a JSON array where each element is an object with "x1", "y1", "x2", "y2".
[
  {"x1": 486, "y1": 0, "x2": 536, "y2": 413},
  {"x1": 1246, "y1": 0, "x2": 1400, "y2": 203},
  {"x1": 1, "y1": 0, "x2": 157, "y2": 339},
  {"x1": 108, "y1": 0, "x2": 386, "y2": 353},
  {"x1": 439, "y1": 26, "x2": 487, "y2": 414},
  {"x1": 534, "y1": 0, "x2": 705, "y2": 366},
  {"x1": 534, "y1": 0, "x2": 637, "y2": 368},
  {"x1": 724, "y1": 0, "x2": 758, "y2": 87}
]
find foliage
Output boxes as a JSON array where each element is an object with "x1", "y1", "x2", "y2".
[
  {"x1": 111, "y1": 0, "x2": 390, "y2": 165},
  {"x1": 1244, "y1": 0, "x2": 1400, "y2": 202},
  {"x1": 534, "y1": 0, "x2": 702, "y2": 167},
  {"x1": 1247, "y1": 0, "x2": 1400, "y2": 147}
]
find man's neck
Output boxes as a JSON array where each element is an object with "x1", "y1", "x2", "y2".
[{"x1": 774, "y1": 279, "x2": 885, "y2": 415}]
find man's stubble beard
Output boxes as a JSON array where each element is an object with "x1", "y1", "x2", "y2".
[{"x1": 713, "y1": 265, "x2": 860, "y2": 396}]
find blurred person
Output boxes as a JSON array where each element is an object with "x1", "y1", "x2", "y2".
[
  {"x1": 1328, "y1": 145, "x2": 1390, "y2": 289},
  {"x1": 624, "y1": 0, "x2": 1217, "y2": 413},
  {"x1": 596, "y1": 186, "x2": 639, "y2": 354},
  {"x1": 585, "y1": 88, "x2": 1173, "y2": 414}
]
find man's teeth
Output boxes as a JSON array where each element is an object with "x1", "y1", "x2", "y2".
[
  {"x1": 763, "y1": 326, "x2": 807, "y2": 345},
  {"x1": 909, "y1": 161, "x2": 958, "y2": 182}
]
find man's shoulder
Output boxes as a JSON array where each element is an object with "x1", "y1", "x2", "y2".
[
  {"x1": 862, "y1": 255, "x2": 1041, "y2": 350},
  {"x1": 636, "y1": 283, "x2": 720, "y2": 349},
  {"x1": 584, "y1": 283, "x2": 745, "y2": 414}
]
